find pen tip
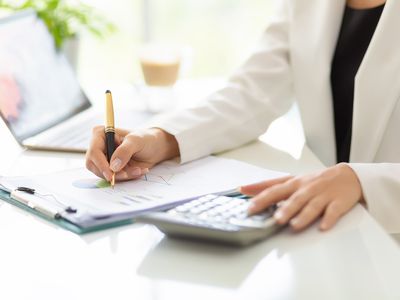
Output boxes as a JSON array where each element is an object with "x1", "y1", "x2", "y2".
[
  {"x1": 105, "y1": 90, "x2": 111, "y2": 94},
  {"x1": 111, "y1": 173, "x2": 115, "y2": 189}
]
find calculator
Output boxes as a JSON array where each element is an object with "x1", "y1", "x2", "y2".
[{"x1": 136, "y1": 194, "x2": 282, "y2": 246}]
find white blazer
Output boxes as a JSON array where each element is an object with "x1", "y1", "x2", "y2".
[{"x1": 152, "y1": 0, "x2": 400, "y2": 233}]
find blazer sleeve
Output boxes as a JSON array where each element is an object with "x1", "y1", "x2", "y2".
[
  {"x1": 150, "y1": 0, "x2": 295, "y2": 163},
  {"x1": 348, "y1": 163, "x2": 400, "y2": 234}
]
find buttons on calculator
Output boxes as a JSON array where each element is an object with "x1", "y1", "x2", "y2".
[{"x1": 167, "y1": 195, "x2": 276, "y2": 229}]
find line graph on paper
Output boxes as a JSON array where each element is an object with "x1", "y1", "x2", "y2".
[
  {"x1": 141, "y1": 172, "x2": 175, "y2": 185},
  {"x1": 70, "y1": 166, "x2": 194, "y2": 208},
  {"x1": 6, "y1": 156, "x2": 283, "y2": 216}
]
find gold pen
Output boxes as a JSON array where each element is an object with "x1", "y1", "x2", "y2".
[{"x1": 105, "y1": 90, "x2": 116, "y2": 188}]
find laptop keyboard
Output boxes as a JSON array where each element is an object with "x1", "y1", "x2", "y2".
[
  {"x1": 47, "y1": 115, "x2": 98, "y2": 149},
  {"x1": 51, "y1": 126, "x2": 91, "y2": 147},
  {"x1": 31, "y1": 109, "x2": 153, "y2": 151}
]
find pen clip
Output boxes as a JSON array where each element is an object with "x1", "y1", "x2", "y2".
[{"x1": 16, "y1": 186, "x2": 35, "y2": 194}]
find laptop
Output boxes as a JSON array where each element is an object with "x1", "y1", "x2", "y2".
[{"x1": 0, "y1": 10, "x2": 152, "y2": 153}]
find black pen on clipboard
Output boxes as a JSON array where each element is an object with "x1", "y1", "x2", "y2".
[{"x1": 105, "y1": 90, "x2": 116, "y2": 188}]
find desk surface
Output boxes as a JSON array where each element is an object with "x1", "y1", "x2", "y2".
[{"x1": 0, "y1": 82, "x2": 400, "y2": 300}]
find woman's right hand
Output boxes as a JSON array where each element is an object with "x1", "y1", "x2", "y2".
[{"x1": 85, "y1": 126, "x2": 179, "y2": 182}]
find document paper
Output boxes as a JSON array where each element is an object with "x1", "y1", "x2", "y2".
[{"x1": 0, "y1": 156, "x2": 287, "y2": 227}]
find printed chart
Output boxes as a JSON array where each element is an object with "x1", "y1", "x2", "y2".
[{"x1": 72, "y1": 178, "x2": 111, "y2": 189}]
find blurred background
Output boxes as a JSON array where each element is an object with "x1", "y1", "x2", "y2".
[
  {"x1": 0, "y1": 0, "x2": 274, "y2": 83},
  {"x1": 0, "y1": 0, "x2": 303, "y2": 166},
  {"x1": 0, "y1": 0, "x2": 276, "y2": 86},
  {"x1": 0, "y1": 0, "x2": 304, "y2": 155},
  {"x1": 75, "y1": 0, "x2": 275, "y2": 84}
]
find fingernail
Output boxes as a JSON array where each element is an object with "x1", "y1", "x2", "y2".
[
  {"x1": 290, "y1": 218, "x2": 300, "y2": 227},
  {"x1": 142, "y1": 168, "x2": 150, "y2": 174},
  {"x1": 102, "y1": 171, "x2": 110, "y2": 181},
  {"x1": 247, "y1": 202, "x2": 256, "y2": 214},
  {"x1": 110, "y1": 158, "x2": 121, "y2": 172},
  {"x1": 320, "y1": 222, "x2": 328, "y2": 231},
  {"x1": 274, "y1": 210, "x2": 284, "y2": 221},
  {"x1": 131, "y1": 167, "x2": 142, "y2": 176}
]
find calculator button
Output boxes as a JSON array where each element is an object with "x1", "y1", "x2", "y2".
[
  {"x1": 200, "y1": 194, "x2": 218, "y2": 201},
  {"x1": 212, "y1": 197, "x2": 231, "y2": 205},
  {"x1": 167, "y1": 209, "x2": 178, "y2": 215},
  {"x1": 190, "y1": 200, "x2": 202, "y2": 206},
  {"x1": 197, "y1": 198, "x2": 211, "y2": 204},
  {"x1": 234, "y1": 212, "x2": 247, "y2": 219},
  {"x1": 189, "y1": 207, "x2": 203, "y2": 214},
  {"x1": 197, "y1": 205, "x2": 211, "y2": 213},
  {"x1": 175, "y1": 205, "x2": 190, "y2": 213},
  {"x1": 212, "y1": 215, "x2": 223, "y2": 222},
  {"x1": 231, "y1": 199, "x2": 245, "y2": 205},
  {"x1": 163, "y1": 194, "x2": 278, "y2": 233},
  {"x1": 221, "y1": 211, "x2": 236, "y2": 219},
  {"x1": 195, "y1": 204, "x2": 206, "y2": 211},
  {"x1": 196, "y1": 203, "x2": 211, "y2": 212},
  {"x1": 224, "y1": 200, "x2": 243, "y2": 210},
  {"x1": 205, "y1": 202, "x2": 218, "y2": 209},
  {"x1": 231, "y1": 206, "x2": 246, "y2": 214},
  {"x1": 215, "y1": 206, "x2": 227, "y2": 213},
  {"x1": 186, "y1": 201, "x2": 201, "y2": 208},
  {"x1": 197, "y1": 213, "x2": 209, "y2": 220},
  {"x1": 207, "y1": 209, "x2": 219, "y2": 217}
]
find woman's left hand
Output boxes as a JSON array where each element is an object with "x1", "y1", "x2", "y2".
[{"x1": 240, "y1": 163, "x2": 364, "y2": 231}]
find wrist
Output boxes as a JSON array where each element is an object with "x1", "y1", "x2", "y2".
[
  {"x1": 340, "y1": 163, "x2": 365, "y2": 204},
  {"x1": 151, "y1": 128, "x2": 180, "y2": 161}
]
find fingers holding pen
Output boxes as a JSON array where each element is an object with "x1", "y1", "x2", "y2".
[
  {"x1": 86, "y1": 128, "x2": 114, "y2": 182},
  {"x1": 109, "y1": 134, "x2": 144, "y2": 172},
  {"x1": 86, "y1": 126, "x2": 112, "y2": 179},
  {"x1": 87, "y1": 128, "x2": 153, "y2": 182},
  {"x1": 114, "y1": 166, "x2": 150, "y2": 181},
  {"x1": 86, "y1": 150, "x2": 113, "y2": 181},
  {"x1": 108, "y1": 133, "x2": 152, "y2": 181},
  {"x1": 85, "y1": 160, "x2": 106, "y2": 180},
  {"x1": 86, "y1": 146, "x2": 150, "y2": 182},
  {"x1": 110, "y1": 140, "x2": 152, "y2": 181}
]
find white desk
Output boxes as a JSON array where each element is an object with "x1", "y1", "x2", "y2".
[{"x1": 1, "y1": 83, "x2": 400, "y2": 300}]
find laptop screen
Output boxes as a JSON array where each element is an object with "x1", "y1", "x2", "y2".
[{"x1": 0, "y1": 11, "x2": 91, "y2": 141}]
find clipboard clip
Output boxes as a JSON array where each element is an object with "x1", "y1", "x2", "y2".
[
  {"x1": 16, "y1": 187, "x2": 35, "y2": 194},
  {"x1": 11, "y1": 186, "x2": 78, "y2": 219}
]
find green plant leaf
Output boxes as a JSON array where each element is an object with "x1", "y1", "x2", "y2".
[{"x1": 0, "y1": 0, "x2": 116, "y2": 49}]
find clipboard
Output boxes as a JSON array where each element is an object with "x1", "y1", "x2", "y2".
[
  {"x1": 0, "y1": 156, "x2": 287, "y2": 234},
  {"x1": 0, "y1": 188, "x2": 134, "y2": 234},
  {"x1": 0, "y1": 187, "x2": 248, "y2": 235}
]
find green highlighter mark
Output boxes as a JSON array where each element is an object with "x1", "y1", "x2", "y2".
[
  {"x1": 72, "y1": 178, "x2": 111, "y2": 189},
  {"x1": 96, "y1": 180, "x2": 111, "y2": 188}
]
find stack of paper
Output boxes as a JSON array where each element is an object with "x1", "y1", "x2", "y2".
[{"x1": 0, "y1": 156, "x2": 286, "y2": 228}]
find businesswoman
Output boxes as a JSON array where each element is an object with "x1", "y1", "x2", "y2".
[{"x1": 86, "y1": 0, "x2": 400, "y2": 233}]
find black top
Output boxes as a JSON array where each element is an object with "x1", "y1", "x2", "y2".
[{"x1": 331, "y1": 4, "x2": 384, "y2": 163}]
